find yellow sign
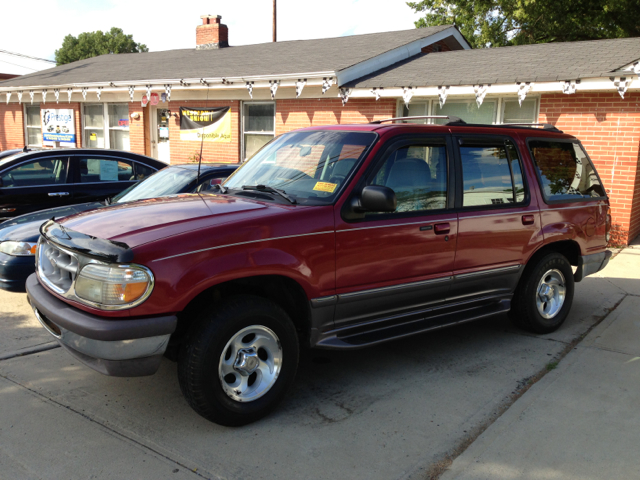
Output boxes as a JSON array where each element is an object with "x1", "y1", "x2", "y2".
[
  {"x1": 313, "y1": 182, "x2": 338, "y2": 193},
  {"x1": 90, "y1": 133, "x2": 97, "y2": 141},
  {"x1": 179, "y1": 107, "x2": 232, "y2": 143}
]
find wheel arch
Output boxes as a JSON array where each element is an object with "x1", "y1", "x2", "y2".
[{"x1": 172, "y1": 274, "x2": 312, "y2": 351}]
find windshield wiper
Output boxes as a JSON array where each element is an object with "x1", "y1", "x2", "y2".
[{"x1": 241, "y1": 185, "x2": 297, "y2": 204}]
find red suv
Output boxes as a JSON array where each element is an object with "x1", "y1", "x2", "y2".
[{"x1": 27, "y1": 117, "x2": 611, "y2": 426}]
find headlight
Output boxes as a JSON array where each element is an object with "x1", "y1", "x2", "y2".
[
  {"x1": 0, "y1": 241, "x2": 37, "y2": 256},
  {"x1": 75, "y1": 264, "x2": 154, "y2": 308}
]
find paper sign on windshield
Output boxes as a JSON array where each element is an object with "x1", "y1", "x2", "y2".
[{"x1": 313, "y1": 182, "x2": 337, "y2": 193}]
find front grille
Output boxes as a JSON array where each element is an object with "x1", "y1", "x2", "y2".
[{"x1": 38, "y1": 239, "x2": 79, "y2": 294}]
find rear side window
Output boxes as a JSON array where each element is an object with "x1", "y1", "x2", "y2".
[
  {"x1": 460, "y1": 142, "x2": 525, "y2": 207},
  {"x1": 529, "y1": 141, "x2": 605, "y2": 201}
]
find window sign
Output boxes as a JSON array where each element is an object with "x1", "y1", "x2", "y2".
[
  {"x1": 99, "y1": 160, "x2": 119, "y2": 181},
  {"x1": 42, "y1": 108, "x2": 76, "y2": 147}
]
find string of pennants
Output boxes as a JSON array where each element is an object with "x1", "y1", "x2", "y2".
[{"x1": 1, "y1": 71, "x2": 637, "y2": 106}]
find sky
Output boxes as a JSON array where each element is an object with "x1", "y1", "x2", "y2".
[{"x1": 3, "y1": 0, "x2": 424, "y2": 61}]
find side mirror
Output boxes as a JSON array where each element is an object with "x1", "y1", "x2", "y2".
[{"x1": 357, "y1": 185, "x2": 397, "y2": 213}]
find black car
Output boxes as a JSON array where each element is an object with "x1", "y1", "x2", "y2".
[
  {"x1": 0, "y1": 163, "x2": 238, "y2": 292},
  {"x1": 0, "y1": 149, "x2": 168, "y2": 222}
]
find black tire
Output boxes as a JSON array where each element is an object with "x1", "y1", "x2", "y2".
[
  {"x1": 178, "y1": 295, "x2": 299, "y2": 426},
  {"x1": 509, "y1": 252, "x2": 575, "y2": 334}
]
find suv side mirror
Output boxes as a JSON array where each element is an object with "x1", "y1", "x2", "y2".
[{"x1": 358, "y1": 185, "x2": 397, "y2": 212}]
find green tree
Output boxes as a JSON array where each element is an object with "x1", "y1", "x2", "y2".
[
  {"x1": 55, "y1": 27, "x2": 148, "y2": 65},
  {"x1": 407, "y1": 0, "x2": 640, "y2": 48}
]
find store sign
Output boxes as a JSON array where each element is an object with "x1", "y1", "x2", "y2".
[
  {"x1": 179, "y1": 107, "x2": 231, "y2": 142},
  {"x1": 141, "y1": 95, "x2": 149, "y2": 107},
  {"x1": 150, "y1": 93, "x2": 159, "y2": 105},
  {"x1": 42, "y1": 108, "x2": 76, "y2": 146}
]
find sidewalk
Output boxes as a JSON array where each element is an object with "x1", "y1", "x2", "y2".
[{"x1": 441, "y1": 248, "x2": 640, "y2": 480}]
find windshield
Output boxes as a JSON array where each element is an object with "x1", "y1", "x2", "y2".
[
  {"x1": 224, "y1": 130, "x2": 376, "y2": 205},
  {"x1": 112, "y1": 167, "x2": 197, "y2": 203}
]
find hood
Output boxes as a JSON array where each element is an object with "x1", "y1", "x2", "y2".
[
  {"x1": 0, "y1": 202, "x2": 103, "y2": 242},
  {"x1": 58, "y1": 194, "x2": 271, "y2": 247}
]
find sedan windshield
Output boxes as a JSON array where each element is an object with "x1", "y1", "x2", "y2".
[
  {"x1": 112, "y1": 167, "x2": 197, "y2": 203},
  {"x1": 224, "y1": 130, "x2": 376, "y2": 205}
]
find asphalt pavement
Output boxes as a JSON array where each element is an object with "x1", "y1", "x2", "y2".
[{"x1": 0, "y1": 247, "x2": 634, "y2": 479}]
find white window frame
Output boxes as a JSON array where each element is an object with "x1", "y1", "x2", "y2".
[
  {"x1": 23, "y1": 103, "x2": 42, "y2": 148},
  {"x1": 82, "y1": 103, "x2": 130, "y2": 150},
  {"x1": 241, "y1": 101, "x2": 276, "y2": 162},
  {"x1": 396, "y1": 96, "x2": 540, "y2": 125}
]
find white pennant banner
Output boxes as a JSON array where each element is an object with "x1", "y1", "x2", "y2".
[
  {"x1": 96, "y1": 87, "x2": 103, "y2": 101},
  {"x1": 438, "y1": 86, "x2": 449, "y2": 108},
  {"x1": 54, "y1": 89, "x2": 60, "y2": 103},
  {"x1": 82, "y1": 87, "x2": 88, "y2": 101},
  {"x1": 473, "y1": 84, "x2": 490, "y2": 107},
  {"x1": 562, "y1": 80, "x2": 579, "y2": 94},
  {"x1": 269, "y1": 80, "x2": 280, "y2": 100},
  {"x1": 296, "y1": 79, "x2": 307, "y2": 98},
  {"x1": 517, "y1": 82, "x2": 533, "y2": 106},
  {"x1": 245, "y1": 81, "x2": 254, "y2": 99},
  {"x1": 402, "y1": 86, "x2": 414, "y2": 105},
  {"x1": 164, "y1": 84, "x2": 172, "y2": 101},
  {"x1": 371, "y1": 87, "x2": 383, "y2": 100},
  {"x1": 67, "y1": 88, "x2": 73, "y2": 103},
  {"x1": 17, "y1": 91, "x2": 23, "y2": 104},
  {"x1": 610, "y1": 76, "x2": 632, "y2": 99},
  {"x1": 322, "y1": 77, "x2": 333, "y2": 94},
  {"x1": 339, "y1": 88, "x2": 351, "y2": 106},
  {"x1": 5, "y1": 92, "x2": 10, "y2": 104},
  {"x1": 29, "y1": 90, "x2": 34, "y2": 104}
]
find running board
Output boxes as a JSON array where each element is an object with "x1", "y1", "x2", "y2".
[{"x1": 315, "y1": 298, "x2": 511, "y2": 349}]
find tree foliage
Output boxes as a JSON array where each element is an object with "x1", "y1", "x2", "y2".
[
  {"x1": 55, "y1": 27, "x2": 148, "y2": 65},
  {"x1": 407, "y1": 0, "x2": 640, "y2": 48}
]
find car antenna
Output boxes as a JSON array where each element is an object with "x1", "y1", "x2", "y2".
[{"x1": 196, "y1": 84, "x2": 211, "y2": 187}]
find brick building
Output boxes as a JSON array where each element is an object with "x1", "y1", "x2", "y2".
[{"x1": 0, "y1": 16, "x2": 639, "y2": 242}]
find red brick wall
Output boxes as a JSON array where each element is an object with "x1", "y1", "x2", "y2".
[
  {"x1": 128, "y1": 103, "x2": 145, "y2": 155},
  {"x1": 539, "y1": 92, "x2": 640, "y2": 245},
  {"x1": 275, "y1": 98, "x2": 397, "y2": 135},
  {"x1": 163, "y1": 100, "x2": 240, "y2": 164},
  {"x1": 0, "y1": 103, "x2": 24, "y2": 150}
]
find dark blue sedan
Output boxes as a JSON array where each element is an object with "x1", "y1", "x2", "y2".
[{"x1": 0, "y1": 163, "x2": 237, "y2": 292}]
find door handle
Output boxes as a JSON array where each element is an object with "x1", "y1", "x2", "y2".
[
  {"x1": 434, "y1": 223, "x2": 450, "y2": 234},
  {"x1": 522, "y1": 214, "x2": 535, "y2": 225},
  {"x1": 48, "y1": 192, "x2": 70, "y2": 197}
]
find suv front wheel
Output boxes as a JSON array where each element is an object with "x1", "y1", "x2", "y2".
[
  {"x1": 178, "y1": 295, "x2": 299, "y2": 426},
  {"x1": 510, "y1": 252, "x2": 575, "y2": 334}
]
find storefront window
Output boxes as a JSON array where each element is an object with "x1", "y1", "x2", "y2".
[
  {"x1": 243, "y1": 102, "x2": 275, "y2": 161},
  {"x1": 25, "y1": 104, "x2": 42, "y2": 147},
  {"x1": 83, "y1": 103, "x2": 130, "y2": 150},
  {"x1": 399, "y1": 97, "x2": 538, "y2": 125}
]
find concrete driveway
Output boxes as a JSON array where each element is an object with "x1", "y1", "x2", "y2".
[{"x1": 0, "y1": 252, "x2": 627, "y2": 480}]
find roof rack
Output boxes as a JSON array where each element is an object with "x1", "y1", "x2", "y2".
[
  {"x1": 501, "y1": 123, "x2": 562, "y2": 132},
  {"x1": 370, "y1": 116, "x2": 466, "y2": 125}
]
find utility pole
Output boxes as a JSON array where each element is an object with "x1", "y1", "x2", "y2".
[{"x1": 273, "y1": 0, "x2": 277, "y2": 42}]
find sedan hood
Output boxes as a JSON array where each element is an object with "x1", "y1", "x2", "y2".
[
  {"x1": 58, "y1": 194, "x2": 269, "y2": 247},
  {"x1": 0, "y1": 202, "x2": 103, "y2": 242}
]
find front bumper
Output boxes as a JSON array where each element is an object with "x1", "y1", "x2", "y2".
[
  {"x1": 0, "y1": 251, "x2": 35, "y2": 292},
  {"x1": 26, "y1": 273, "x2": 177, "y2": 377},
  {"x1": 574, "y1": 250, "x2": 613, "y2": 282}
]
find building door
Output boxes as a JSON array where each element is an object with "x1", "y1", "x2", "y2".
[{"x1": 150, "y1": 106, "x2": 171, "y2": 163}]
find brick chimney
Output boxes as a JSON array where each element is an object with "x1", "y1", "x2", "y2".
[{"x1": 196, "y1": 15, "x2": 229, "y2": 49}]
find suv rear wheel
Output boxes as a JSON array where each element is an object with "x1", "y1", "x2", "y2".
[
  {"x1": 178, "y1": 295, "x2": 299, "y2": 426},
  {"x1": 510, "y1": 252, "x2": 575, "y2": 334}
]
